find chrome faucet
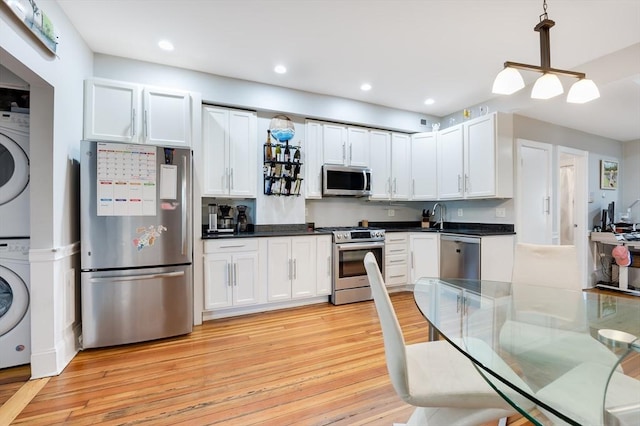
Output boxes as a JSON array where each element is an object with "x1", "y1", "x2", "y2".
[{"x1": 432, "y1": 203, "x2": 446, "y2": 230}]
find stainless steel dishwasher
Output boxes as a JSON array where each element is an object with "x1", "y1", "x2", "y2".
[{"x1": 440, "y1": 234, "x2": 481, "y2": 279}]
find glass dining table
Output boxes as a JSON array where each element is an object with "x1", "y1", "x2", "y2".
[{"x1": 412, "y1": 277, "x2": 640, "y2": 426}]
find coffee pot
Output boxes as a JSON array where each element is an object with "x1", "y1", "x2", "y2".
[
  {"x1": 208, "y1": 204, "x2": 218, "y2": 232},
  {"x1": 236, "y1": 205, "x2": 249, "y2": 232}
]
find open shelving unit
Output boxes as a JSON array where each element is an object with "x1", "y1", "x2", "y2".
[{"x1": 263, "y1": 142, "x2": 303, "y2": 196}]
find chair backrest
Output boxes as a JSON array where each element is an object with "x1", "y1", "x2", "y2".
[
  {"x1": 511, "y1": 243, "x2": 583, "y2": 325},
  {"x1": 363, "y1": 252, "x2": 410, "y2": 400}
]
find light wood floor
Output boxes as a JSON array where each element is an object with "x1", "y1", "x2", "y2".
[{"x1": 2, "y1": 292, "x2": 534, "y2": 425}]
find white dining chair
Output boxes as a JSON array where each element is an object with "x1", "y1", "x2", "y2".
[
  {"x1": 363, "y1": 252, "x2": 533, "y2": 426},
  {"x1": 499, "y1": 243, "x2": 622, "y2": 389}
]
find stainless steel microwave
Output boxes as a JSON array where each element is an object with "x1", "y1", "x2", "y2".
[{"x1": 322, "y1": 164, "x2": 371, "y2": 197}]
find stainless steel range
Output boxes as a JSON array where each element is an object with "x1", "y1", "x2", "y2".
[{"x1": 316, "y1": 227, "x2": 385, "y2": 305}]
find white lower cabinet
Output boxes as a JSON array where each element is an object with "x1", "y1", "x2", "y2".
[
  {"x1": 316, "y1": 235, "x2": 332, "y2": 296},
  {"x1": 409, "y1": 233, "x2": 439, "y2": 282},
  {"x1": 267, "y1": 236, "x2": 317, "y2": 301},
  {"x1": 204, "y1": 239, "x2": 259, "y2": 310},
  {"x1": 385, "y1": 233, "x2": 409, "y2": 286}
]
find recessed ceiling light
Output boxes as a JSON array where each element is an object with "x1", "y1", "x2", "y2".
[
  {"x1": 424, "y1": 98, "x2": 435, "y2": 105},
  {"x1": 158, "y1": 40, "x2": 174, "y2": 51},
  {"x1": 274, "y1": 65, "x2": 287, "y2": 74},
  {"x1": 360, "y1": 83, "x2": 372, "y2": 91}
]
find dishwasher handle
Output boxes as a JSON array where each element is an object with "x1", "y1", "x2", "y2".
[{"x1": 440, "y1": 234, "x2": 481, "y2": 244}]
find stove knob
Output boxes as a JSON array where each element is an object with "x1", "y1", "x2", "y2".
[{"x1": 336, "y1": 234, "x2": 342, "y2": 240}]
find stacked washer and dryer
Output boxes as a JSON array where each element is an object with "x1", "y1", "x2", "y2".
[{"x1": 0, "y1": 111, "x2": 31, "y2": 369}]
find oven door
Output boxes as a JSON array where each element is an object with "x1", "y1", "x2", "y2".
[{"x1": 334, "y1": 241, "x2": 384, "y2": 291}]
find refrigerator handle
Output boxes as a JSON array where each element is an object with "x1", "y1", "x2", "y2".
[
  {"x1": 181, "y1": 154, "x2": 188, "y2": 256},
  {"x1": 90, "y1": 271, "x2": 185, "y2": 282}
]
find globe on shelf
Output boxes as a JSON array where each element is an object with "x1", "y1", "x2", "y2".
[{"x1": 269, "y1": 114, "x2": 295, "y2": 143}]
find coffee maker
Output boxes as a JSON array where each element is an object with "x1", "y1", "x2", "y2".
[
  {"x1": 236, "y1": 205, "x2": 249, "y2": 232},
  {"x1": 217, "y1": 205, "x2": 235, "y2": 233}
]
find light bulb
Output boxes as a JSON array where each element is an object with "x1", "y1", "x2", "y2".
[
  {"x1": 531, "y1": 74, "x2": 564, "y2": 99},
  {"x1": 492, "y1": 67, "x2": 525, "y2": 95}
]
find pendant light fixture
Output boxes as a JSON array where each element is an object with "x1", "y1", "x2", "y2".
[{"x1": 492, "y1": 0, "x2": 600, "y2": 103}]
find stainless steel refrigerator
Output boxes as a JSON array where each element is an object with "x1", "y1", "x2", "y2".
[{"x1": 80, "y1": 140, "x2": 193, "y2": 348}]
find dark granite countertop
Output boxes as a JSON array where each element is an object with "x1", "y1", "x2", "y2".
[
  {"x1": 202, "y1": 224, "x2": 332, "y2": 239},
  {"x1": 362, "y1": 221, "x2": 515, "y2": 236}
]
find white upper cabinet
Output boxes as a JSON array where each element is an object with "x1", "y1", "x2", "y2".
[
  {"x1": 410, "y1": 132, "x2": 438, "y2": 200},
  {"x1": 437, "y1": 112, "x2": 513, "y2": 200},
  {"x1": 304, "y1": 120, "x2": 323, "y2": 199},
  {"x1": 390, "y1": 133, "x2": 411, "y2": 200},
  {"x1": 84, "y1": 78, "x2": 191, "y2": 147},
  {"x1": 369, "y1": 131, "x2": 411, "y2": 200},
  {"x1": 322, "y1": 123, "x2": 369, "y2": 167},
  {"x1": 368, "y1": 130, "x2": 392, "y2": 200},
  {"x1": 437, "y1": 124, "x2": 464, "y2": 199},
  {"x1": 202, "y1": 105, "x2": 257, "y2": 198}
]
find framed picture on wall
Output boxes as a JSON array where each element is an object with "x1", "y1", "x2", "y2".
[{"x1": 600, "y1": 160, "x2": 619, "y2": 189}]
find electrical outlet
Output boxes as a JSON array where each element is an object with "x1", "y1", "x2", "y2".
[
  {"x1": 388, "y1": 209, "x2": 395, "y2": 217},
  {"x1": 495, "y1": 208, "x2": 506, "y2": 218},
  {"x1": 457, "y1": 208, "x2": 463, "y2": 217}
]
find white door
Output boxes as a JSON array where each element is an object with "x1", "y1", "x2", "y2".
[
  {"x1": 83, "y1": 79, "x2": 139, "y2": 142},
  {"x1": 464, "y1": 115, "x2": 495, "y2": 198},
  {"x1": 233, "y1": 252, "x2": 259, "y2": 306},
  {"x1": 347, "y1": 127, "x2": 369, "y2": 167},
  {"x1": 291, "y1": 237, "x2": 316, "y2": 298},
  {"x1": 322, "y1": 124, "x2": 347, "y2": 165},
  {"x1": 557, "y1": 146, "x2": 589, "y2": 287},
  {"x1": 202, "y1": 106, "x2": 229, "y2": 196},
  {"x1": 516, "y1": 139, "x2": 553, "y2": 244}
]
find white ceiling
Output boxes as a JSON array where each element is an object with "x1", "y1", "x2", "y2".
[{"x1": 57, "y1": 0, "x2": 640, "y2": 142}]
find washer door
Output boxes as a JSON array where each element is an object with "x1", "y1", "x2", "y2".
[
  {"x1": 0, "y1": 265, "x2": 29, "y2": 337},
  {"x1": 0, "y1": 132, "x2": 30, "y2": 206}
]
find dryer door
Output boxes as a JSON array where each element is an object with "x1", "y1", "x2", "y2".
[
  {"x1": 0, "y1": 265, "x2": 29, "y2": 337},
  {"x1": 0, "y1": 132, "x2": 30, "y2": 206}
]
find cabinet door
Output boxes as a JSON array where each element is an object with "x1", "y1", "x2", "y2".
[
  {"x1": 391, "y1": 133, "x2": 411, "y2": 200},
  {"x1": 233, "y1": 252, "x2": 259, "y2": 306},
  {"x1": 267, "y1": 238, "x2": 293, "y2": 301},
  {"x1": 143, "y1": 87, "x2": 191, "y2": 147},
  {"x1": 305, "y1": 121, "x2": 323, "y2": 199},
  {"x1": 436, "y1": 283, "x2": 463, "y2": 339},
  {"x1": 409, "y1": 234, "x2": 439, "y2": 282},
  {"x1": 322, "y1": 123, "x2": 347, "y2": 165},
  {"x1": 437, "y1": 125, "x2": 464, "y2": 199},
  {"x1": 202, "y1": 106, "x2": 229, "y2": 196},
  {"x1": 368, "y1": 130, "x2": 392, "y2": 200},
  {"x1": 347, "y1": 127, "x2": 369, "y2": 167},
  {"x1": 228, "y1": 109, "x2": 257, "y2": 197},
  {"x1": 84, "y1": 79, "x2": 140, "y2": 143},
  {"x1": 411, "y1": 132, "x2": 438, "y2": 200},
  {"x1": 204, "y1": 253, "x2": 233, "y2": 309},
  {"x1": 291, "y1": 237, "x2": 317, "y2": 299},
  {"x1": 464, "y1": 114, "x2": 495, "y2": 198},
  {"x1": 316, "y1": 235, "x2": 332, "y2": 296}
]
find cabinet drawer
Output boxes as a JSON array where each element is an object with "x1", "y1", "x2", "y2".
[
  {"x1": 386, "y1": 234, "x2": 408, "y2": 244},
  {"x1": 386, "y1": 244, "x2": 408, "y2": 256},
  {"x1": 386, "y1": 254, "x2": 407, "y2": 266},
  {"x1": 386, "y1": 264, "x2": 409, "y2": 285},
  {"x1": 204, "y1": 239, "x2": 258, "y2": 253}
]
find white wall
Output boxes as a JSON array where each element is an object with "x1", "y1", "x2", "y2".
[
  {"x1": 1, "y1": 1, "x2": 93, "y2": 377},
  {"x1": 622, "y1": 140, "x2": 640, "y2": 223}
]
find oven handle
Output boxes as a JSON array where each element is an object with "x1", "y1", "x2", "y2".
[{"x1": 336, "y1": 241, "x2": 385, "y2": 252}]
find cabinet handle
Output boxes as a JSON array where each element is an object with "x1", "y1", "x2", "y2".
[
  {"x1": 389, "y1": 248, "x2": 404, "y2": 252},
  {"x1": 412, "y1": 179, "x2": 415, "y2": 196},
  {"x1": 465, "y1": 174, "x2": 470, "y2": 193},
  {"x1": 457, "y1": 174, "x2": 462, "y2": 192},
  {"x1": 230, "y1": 168, "x2": 234, "y2": 190},
  {"x1": 144, "y1": 109, "x2": 148, "y2": 139},
  {"x1": 411, "y1": 252, "x2": 414, "y2": 268},
  {"x1": 545, "y1": 196, "x2": 551, "y2": 214},
  {"x1": 393, "y1": 178, "x2": 397, "y2": 194},
  {"x1": 456, "y1": 294, "x2": 461, "y2": 313},
  {"x1": 389, "y1": 259, "x2": 404, "y2": 263},
  {"x1": 387, "y1": 177, "x2": 391, "y2": 195},
  {"x1": 342, "y1": 143, "x2": 346, "y2": 163},
  {"x1": 349, "y1": 144, "x2": 353, "y2": 164},
  {"x1": 131, "y1": 109, "x2": 136, "y2": 137},
  {"x1": 288, "y1": 259, "x2": 292, "y2": 280},
  {"x1": 233, "y1": 263, "x2": 238, "y2": 286},
  {"x1": 227, "y1": 263, "x2": 232, "y2": 286},
  {"x1": 293, "y1": 259, "x2": 297, "y2": 279},
  {"x1": 224, "y1": 168, "x2": 229, "y2": 190},
  {"x1": 463, "y1": 296, "x2": 469, "y2": 315}
]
